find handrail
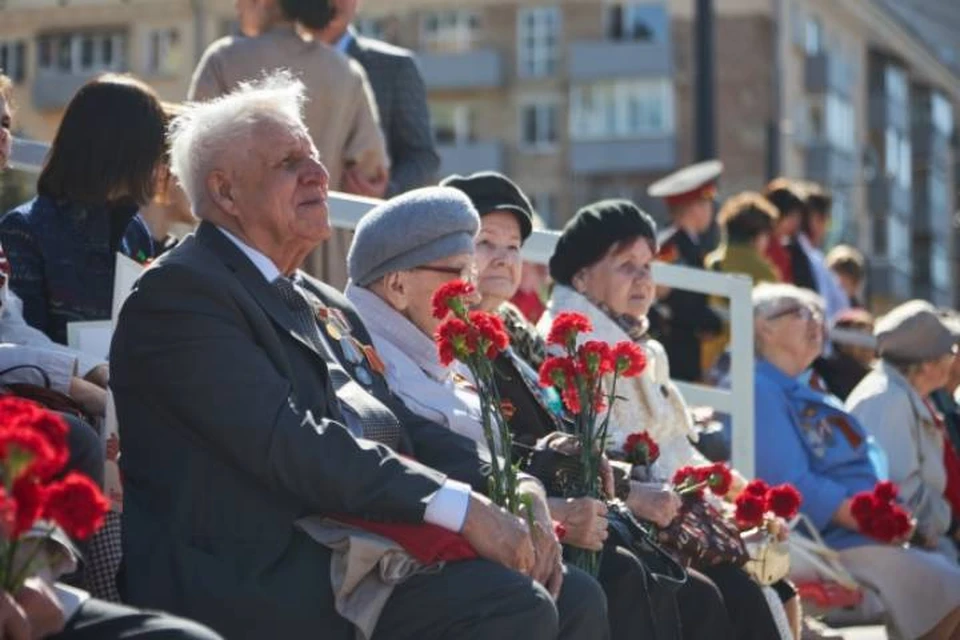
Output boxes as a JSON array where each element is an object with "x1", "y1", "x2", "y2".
[{"x1": 8, "y1": 137, "x2": 758, "y2": 476}]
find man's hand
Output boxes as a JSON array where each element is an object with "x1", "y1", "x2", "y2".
[
  {"x1": 461, "y1": 493, "x2": 535, "y2": 576},
  {"x1": 525, "y1": 490, "x2": 564, "y2": 598},
  {"x1": 343, "y1": 166, "x2": 389, "y2": 199},
  {"x1": 15, "y1": 578, "x2": 64, "y2": 639},
  {"x1": 0, "y1": 592, "x2": 29, "y2": 640},
  {"x1": 626, "y1": 482, "x2": 681, "y2": 528},
  {"x1": 548, "y1": 497, "x2": 608, "y2": 551}
]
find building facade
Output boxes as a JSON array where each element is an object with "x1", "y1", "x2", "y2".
[{"x1": 1, "y1": 0, "x2": 959, "y2": 304}]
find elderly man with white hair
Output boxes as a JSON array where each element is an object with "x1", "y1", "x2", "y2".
[
  {"x1": 110, "y1": 72, "x2": 605, "y2": 639},
  {"x1": 752, "y1": 283, "x2": 960, "y2": 640}
]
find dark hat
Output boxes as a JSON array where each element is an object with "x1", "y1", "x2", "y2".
[
  {"x1": 648, "y1": 160, "x2": 723, "y2": 208},
  {"x1": 440, "y1": 171, "x2": 534, "y2": 241},
  {"x1": 549, "y1": 199, "x2": 658, "y2": 286}
]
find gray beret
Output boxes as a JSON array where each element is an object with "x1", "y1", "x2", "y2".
[
  {"x1": 348, "y1": 186, "x2": 480, "y2": 287},
  {"x1": 875, "y1": 300, "x2": 960, "y2": 364}
]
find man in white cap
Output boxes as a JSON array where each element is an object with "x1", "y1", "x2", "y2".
[{"x1": 647, "y1": 160, "x2": 724, "y2": 382}]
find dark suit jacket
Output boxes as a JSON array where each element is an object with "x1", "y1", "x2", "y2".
[
  {"x1": 348, "y1": 34, "x2": 440, "y2": 196},
  {"x1": 111, "y1": 222, "x2": 488, "y2": 638}
]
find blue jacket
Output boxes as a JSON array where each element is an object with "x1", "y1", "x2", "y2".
[
  {"x1": 0, "y1": 196, "x2": 154, "y2": 345},
  {"x1": 755, "y1": 358, "x2": 879, "y2": 550}
]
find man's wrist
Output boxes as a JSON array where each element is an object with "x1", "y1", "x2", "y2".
[{"x1": 424, "y1": 479, "x2": 472, "y2": 533}]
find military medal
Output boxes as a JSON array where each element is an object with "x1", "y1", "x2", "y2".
[
  {"x1": 362, "y1": 344, "x2": 386, "y2": 375},
  {"x1": 340, "y1": 336, "x2": 364, "y2": 365},
  {"x1": 354, "y1": 366, "x2": 374, "y2": 386}
]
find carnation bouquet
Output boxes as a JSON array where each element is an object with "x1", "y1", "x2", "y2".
[
  {"x1": 0, "y1": 397, "x2": 110, "y2": 590},
  {"x1": 734, "y1": 479, "x2": 803, "y2": 585},
  {"x1": 537, "y1": 312, "x2": 647, "y2": 574},
  {"x1": 431, "y1": 281, "x2": 527, "y2": 516},
  {"x1": 850, "y1": 481, "x2": 912, "y2": 543}
]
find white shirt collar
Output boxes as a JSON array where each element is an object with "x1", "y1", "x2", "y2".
[
  {"x1": 216, "y1": 226, "x2": 282, "y2": 283},
  {"x1": 335, "y1": 28, "x2": 355, "y2": 54}
]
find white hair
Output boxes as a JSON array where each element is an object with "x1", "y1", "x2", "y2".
[
  {"x1": 752, "y1": 282, "x2": 824, "y2": 321},
  {"x1": 168, "y1": 70, "x2": 309, "y2": 216}
]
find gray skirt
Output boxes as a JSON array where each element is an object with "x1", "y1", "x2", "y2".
[{"x1": 838, "y1": 545, "x2": 960, "y2": 639}]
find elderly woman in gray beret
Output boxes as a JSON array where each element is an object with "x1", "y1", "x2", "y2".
[{"x1": 846, "y1": 300, "x2": 960, "y2": 562}]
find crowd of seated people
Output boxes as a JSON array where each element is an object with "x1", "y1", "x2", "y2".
[{"x1": 4, "y1": 7, "x2": 960, "y2": 634}]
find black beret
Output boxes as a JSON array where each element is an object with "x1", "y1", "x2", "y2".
[
  {"x1": 549, "y1": 199, "x2": 658, "y2": 285},
  {"x1": 440, "y1": 171, "x2": 534, "y2": 241}
]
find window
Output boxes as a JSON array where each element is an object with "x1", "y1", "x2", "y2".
[
  {"x1": 421, "y1": 10, "x2": 479, "y2": 53},
  {"x1": 804, "y1": 18, "x2": 822, "y2": 56},
  {"x1": 145, "y1": 28, "x2": 182, "y2": 76},
  {"x1": 430, "y1": 103, "x2": 476, "y2": 144},
  {"x1": 519, "y1": 101, "x2": 559, "y2": 150},
  {"x1": 884, "y1": 127, "x2": 911, "y2": 191},
  {"x1": 932, "y1": 92, "x2": 953, "y2": 137},
  {"x1": 529, "y1": 192, "x2": 558, "y2": 228},
  {"x1": 570, "y1": 79, "x2": 674, "y2": 140},
  {"x1": 37, "y1": 30, "x2": 126, "y2": 74},
  {"x1": 605, "y1": 3, "x2": 668, "y2": 42},
  {"x1": 885, "y1": 65, "x2": 907, "y2": 106},
  {"x1": 886, "y1": 215, "x2": 910, "y2": 262},
  {"x1": 825, "y1": 93, "x2": 855, "y2": 152},
  {"x1": 0, "y1": 40, "x2": 26, "y2": 83},
  {"x1": 932, "y1": 244, "x2": 950, "y2": 291},
  {"x1": 518, "y1": 7, "x2": 560, "y2": 78}
]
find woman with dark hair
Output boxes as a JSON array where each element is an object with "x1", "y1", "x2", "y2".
[
  {"x1": 540, "y1": 200, "x2": 796, "y2": 639},
  {"x1": 0, "y1": 74, "x2": 168, "y2": 344}
]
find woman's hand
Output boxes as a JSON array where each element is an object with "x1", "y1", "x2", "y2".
[
  {"x1": 82, "y1": 364, "x2": 109, "y2": 389},
  {"x1": 15, "y1": 578, "x2": 65, "y2": 639},
  {"x1": 548, "y1": 497, "x2": 608, "y2": 551},
  {"x1": 766, "y1": 517, "x2": 790, "y2": 542},
  {"x1": 626, "y1": 482, "x2": 682, "y2": 527},
  {"x1": 68, "y1": 378, "x2": 107, "y2": 417}
]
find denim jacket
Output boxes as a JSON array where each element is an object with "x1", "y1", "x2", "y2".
[{"x1": 0, "y1": 195, "x2": 152, "y2": 345}]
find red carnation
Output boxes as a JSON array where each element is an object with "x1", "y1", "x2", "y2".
[
  {"x1": 0, "y1": 428, "x2": 58, "y2": 481},
  {"x1": 874, "y1": 481, "x2": 899, "y2": 503},
  {"x1": 539, "y1": 356, "x2": 577, "y2": 390},
  {"x1": 0, "y1": 397, "x2": 44, "y2": 427},
  {"x1": 592, "y1": 389, "x2": 607, "y2": 413},
  {"x1": 734, "y1": 493, "x2": 766, "y2": 529},
  {"x1": 705, "y1": 463, "x2": 733, "y2": 497},
  {"x1": 672, "y1": 466, "x2": 698, "y2": 487},
  {"x1": 766, "y1": 484, "x2": 802, "y2": 520},
  {"x1": 0, "y1": 488, "x2": 13, "y2": 539},
  {"x1": 561, "y1": 387, "x2": 582, "y2": 414},
  {"x1": 623, "y1": 432, "x2": 660, "y2": 466},
  {"x1": 554, "y1": 521, "x2": 567, "y2": 541},
  {"x1": 743, "y1": 479, "x2": 770, "y2": 498},
  {"x1": 468, "y1": 311, "x2": 509, "y2": 359},
  {"x1": 546, "y1": 313, "x2": 592, "y2": 349},
  {"x1": 431, "y1": 280, "x2": 475, "y2": 319},
  {"x1": 43, "y1": 473, "x2": 110, "y2": 541},
  {"x1": 11, "y1": 477, "x2": 45, "y2": 538},
  {"x1": 435, "y1": 318, "x2": 474, "y2": 366},
  {"x1": 578, "y1": 341, "x2": 613, "y2": 377},
  {"x1": 850, "y1": 493, "x2": 876, "y2": 522},
  {"x1": 611, "y1": 341, "x2": 647, "y2": 377},
  {"x1": 891, "y1": 509, "x2": 912, "y2": 538},
  {"x1": 23, "y1": 411, "x2": 68, "y2": 479}
]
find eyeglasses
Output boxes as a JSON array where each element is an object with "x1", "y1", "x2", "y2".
[
  {"x1": 410, "y1": 264, "x2": 477, "y2": 284},
  {"x1": 767, "y1": 304, "x2": 823, "y2": 324}
]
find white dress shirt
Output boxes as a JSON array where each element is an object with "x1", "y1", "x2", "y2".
[{"x1": 218, "y1": 227, "x2": 471, "y2": 532}]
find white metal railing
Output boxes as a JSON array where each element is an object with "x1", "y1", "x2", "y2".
[{"x1": 9, "y1": 137, "x2": 758, "y2": 476}]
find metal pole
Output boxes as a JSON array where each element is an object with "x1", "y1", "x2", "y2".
[{"x1": 695, "y1": 0, "x2": 716, "y2": 161}]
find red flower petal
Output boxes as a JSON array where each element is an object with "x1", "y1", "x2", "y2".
[{"x1": 43, "y1": 473, "x2": 110, "y2": 541}]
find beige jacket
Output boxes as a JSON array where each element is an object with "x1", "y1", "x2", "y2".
[{"x1": 189, "y1": 25, "x2": 389, "y2": 289}]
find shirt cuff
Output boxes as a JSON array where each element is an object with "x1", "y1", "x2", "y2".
[{"x1": 423, "y1": 479, "x2": 471, "y2": 533}]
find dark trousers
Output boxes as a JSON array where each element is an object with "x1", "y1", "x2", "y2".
[
  {"x1": 600, "y1": 545, "x2": 682, "y2": 640},
  {"x1": 698, "y1": 564, "x2": 780, "y2": 640},
  {"x1": 675, "y1": 568, "x2": 734, "y2": 640},
  {"x1": 49, "y1": 598, "x2": 222, "y2": 640},
  {"x1": 373, "y1": 558, "x2": 608, "y2": 640},
  {"x1": 62, "y1": 413, "x2": 104, "y2": 487}
]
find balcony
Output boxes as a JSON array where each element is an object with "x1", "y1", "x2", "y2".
[
  {"x1": 568, "y1": 40, "x2": 672, "y2": 82},
  {"x1": 805, "y1": 142, "x2": 856, "y2": 185},
  {"x1": 569, "y1": 137, "x2": 675, "y2": 175},
  {"x1": 31, "y1": 70, "x2": 104, "y2": 110},
  {"x1": 437, "y1": 141, "x2": 503, "y2": 176},
  {"x1": 418, "y1": 49, "x2": 503, "y2": 91},
  {"x1": 805, "y1": 53, "x2": 851, "y2": 97}
]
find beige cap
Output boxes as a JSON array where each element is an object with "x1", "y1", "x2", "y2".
[{"x1": 875, "y1": 300, "x2": 959, "y2": 363}]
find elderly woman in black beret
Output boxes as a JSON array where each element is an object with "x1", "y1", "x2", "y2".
[{"x1": 541, "y1": 199, "x2": 797, "y2": 640}]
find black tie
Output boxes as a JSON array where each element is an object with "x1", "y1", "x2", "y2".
[{"x1": 271, "y1": 276, "x2": 401, "y2": 449}]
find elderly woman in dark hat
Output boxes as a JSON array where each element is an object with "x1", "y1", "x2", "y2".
[
  {"x1": 541, "y1": 199, "x2": 796, "y2": 640},
  {"x1": 847, "y1": 301, "x2": 960, "y2": 561}
]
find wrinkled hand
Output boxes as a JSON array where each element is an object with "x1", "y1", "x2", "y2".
[
  {"x1": 766, "y1": 517, "x2": 790, "y2": 542},
  {"x1": 15, "y1": 578, "x2": 64, "y2": 639},
  {"x1": 462, "y1": 494, "x2": 535, "y2": 576},
  {"x1": 0, "y1": 592, "x2": 28, "y2": 640},
  {"x1": 549, "y1": 497, "x2": 608, "y2": 551},
  {"x1": 626, "y1": 482, "x2": 681, "y2": 528},
  {"x1": 526, "y1": 494, "x2": 564, "y2": 598},
  {"x1": 343, "y1": 166, "x2": 389, "y2": 199}
]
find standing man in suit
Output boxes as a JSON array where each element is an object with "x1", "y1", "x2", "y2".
[
  {"x1": 306, "y1": 0, "x2": 441, "y2": 196},
  {"x1": 111, "y1": 73, "x2": 607, "y2": 640},
  {"x1": 647, "y1": 160, "x2": 724, "y2": 383}
]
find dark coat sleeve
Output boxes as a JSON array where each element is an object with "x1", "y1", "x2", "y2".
[
  {"x1": 385, "y1": 54, "x2": 439, "y2": 195},
  {"x1": 110, "y1": 262, "x2": 448, "y2": 521}
]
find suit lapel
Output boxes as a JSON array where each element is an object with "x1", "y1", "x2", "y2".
[{"x1": 194, "y1": 222, "x2": 329, "y2": 363}]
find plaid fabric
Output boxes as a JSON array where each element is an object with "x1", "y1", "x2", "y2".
[{"x1": 81, "y1": 510, "x2": 123, "y2": 602}]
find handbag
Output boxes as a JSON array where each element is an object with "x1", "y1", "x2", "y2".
[
  {"x1": 741, "y1": 526, "x2": 790, "y2": 585},
  {"x1": 0, "y1": 364, "x2": 94, "y2": 424},
  {"x1": 518, "y1": 445, "x2": 589, "y2": 497},
  {"x1": 657, "y1": 495, "x2": 749, "y2": 569},
  {"x1": 605, "y1": 500, "x2": 687, "y2": 593}
]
